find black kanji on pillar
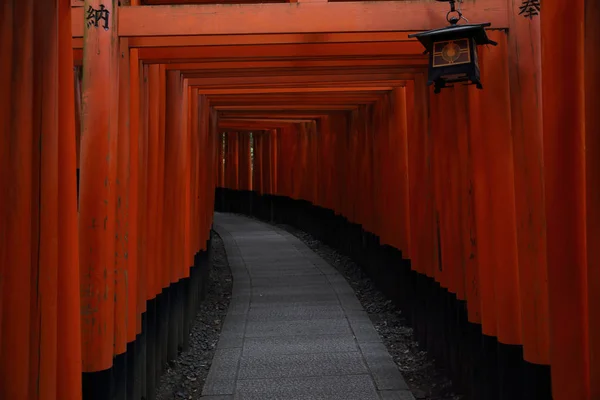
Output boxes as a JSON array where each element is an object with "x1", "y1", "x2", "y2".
[
  {"x1": 86, "y1": 4, "x2": 111, "y2": 30},
  {"x1": 518, "y1": 0, "x2": 540, "y2": 19}
]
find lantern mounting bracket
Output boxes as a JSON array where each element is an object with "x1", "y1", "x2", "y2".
[{"x1": 435, "y1": 0, "x2": 468, "y2": 25}]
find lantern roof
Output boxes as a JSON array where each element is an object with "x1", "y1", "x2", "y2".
[{"x1": 408, "y1": 23, "x2": 497, "y2": 53}]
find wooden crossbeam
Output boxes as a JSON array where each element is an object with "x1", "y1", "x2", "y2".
[
  {"x1": 136, "y1": 42, "x2": 425, "y2": 62},
  {"x1": 159, "y1": 59, "x2": 424, "y2": 71},
  {"x1": 219, "y1": 111, "x2": 341, "y2": 118},
  {"x1": 186, "y1": 73, "x2": 411, "y2": 87},
  {"x1": 193, "y1": 87, "x2": 395, "y2": 95},
  {"x1": 72, "y1": 32, "x2": 419, "y2": 49},
  {"x1": 72, "y1": 0, "x2": 508, "y2": 38},
  {"x1": 213, "y1": 105, "x2": 358, "y2": 110}
]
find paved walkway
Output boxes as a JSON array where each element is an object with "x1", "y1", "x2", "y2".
[{"x1": 202, "y1": 213, "x2": 415, "y2": 400}]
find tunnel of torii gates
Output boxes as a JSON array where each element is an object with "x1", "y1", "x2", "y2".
[{"x1": 0, "y1": 0, "x2": 599, "y2": 399}]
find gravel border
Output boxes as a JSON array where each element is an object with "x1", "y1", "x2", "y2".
[
  {"x1": 274, "y1": 222, "x2": 464, "y2": 400},
  {"x1": 155, "y1": 231, "x2": 233, "y2": 400}
]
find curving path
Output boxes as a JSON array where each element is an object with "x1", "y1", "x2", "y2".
[{"x1": 202, "y1": 213, "x2": 415, "y2": 400}]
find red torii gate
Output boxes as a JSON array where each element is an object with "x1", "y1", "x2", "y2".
[{"x1": 0, "y1": 1, "x2": 599, "y2": 400}]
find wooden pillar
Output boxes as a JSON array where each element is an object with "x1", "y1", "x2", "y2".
[
  {"x1": 217, "y1": 133, "x2": 225, "y2": 188},
  {"x1": 79, "y1": 0, "x2": 119, "y2": 387},
  {"x1": 114, "y1": 36, "x2": 130, "y2": 362},
  {"x1": 506, "y1": 0, "x2": 550, "y2": 378},
  {"x1": 147, "y1": 64, "x2": 160, "y2": 303},
  {"x1": 137, "y1": 63, "x2": 149, "y2": 333},
  {"x1": 585, "y1": 2, "x2": 600, "y2": 398},
  {"x1": 31, "y1": 0, "x2": 60, "y2": 397},
  {"x1": 253, "y1": 132, "x2": 263, "y2": 194},
  {"x1": 1, "y1": 1, "x2": 34, "y2": 398},
  {"x1": 406, "y1": 76, "x2": 437, "y2": 279},
  {"x1": 182, "y1": 79, "x2": 191, "y2": 277},
  {"x1": 157, "y1": 65, "x2": 167, "y2": 296},
  {"x1": 127, "y1": 48, "x2": 140, "y2": 344},
  {"x1": 453, "y1": 85, "x2": 479, "y2": 323},
  {"x1": 226, "y1": 132, "x2": 240, "y2": 190},
  {"x1": 74, "y1": 68, "x2": 82, "y2": 180},
  {"x1": 0, "y1": 1, "x2": 12, "y2": 367},
  {"x1": 430, "y1": 87, "x2": 464, "y2": 297},
  {"x1": 137, "y1": 62, "x2": 149, "y2": 398},
  {"x1": 57, "y1": 0, "x2": 83, "y2": 398},
  {"x1": 238, "y1": 133, "x2": 252, "y2": 191},
  {"x1": 392, "y1": 88, "x2": 411, "y2": 256},
  {"x1": 541, "y1": 1, "x2": 589, "y2": 399},
  {"x1": 190, "y1": 88, "x2": 199, "y2": 258}
]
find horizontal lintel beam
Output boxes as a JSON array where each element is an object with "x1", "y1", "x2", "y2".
[
  {"x1": 212, "y1": 105, "x2": 358, "y2": 110},
  {"x1": 193, "y1": 87, "x2": 395, "y2": 95},
  {"x1": 160, "y1": 59, "x2": 423, "y2": 71},
  {"x1": 72, "y1": 0, "x2": 508, "y2": 38}
]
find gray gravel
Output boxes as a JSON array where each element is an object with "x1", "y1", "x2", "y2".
[{"x1": 155, "y1": 231, "x2": 233, "y2": 400}]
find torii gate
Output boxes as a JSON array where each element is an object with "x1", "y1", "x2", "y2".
[{"x1": 0, "y1": 1, "x2": 598, "y2": 400}]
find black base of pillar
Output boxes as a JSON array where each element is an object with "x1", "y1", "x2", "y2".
[{"x1": 81, "y1": 239, "x2": 213, "y2": 400}]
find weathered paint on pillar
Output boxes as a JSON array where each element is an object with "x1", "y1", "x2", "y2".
[
  {"x1": 507, "y1": 0, "x2": 550, "y2": 366},
  {"x1": 79, "y1": 0, "x2": 119, "y2": 372}
]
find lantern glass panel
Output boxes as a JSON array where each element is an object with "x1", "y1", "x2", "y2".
[{"x1": 432, "y1": 39, "x2": 471, "y2": 67}]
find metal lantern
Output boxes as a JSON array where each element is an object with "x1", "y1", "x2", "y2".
[{"x1": 408, "y1": 0, "x2": 497, "y2": 93}]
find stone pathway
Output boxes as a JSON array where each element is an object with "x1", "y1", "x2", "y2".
[{"x1": 202, "y1": 213, "x2": 415, "y2": 400}]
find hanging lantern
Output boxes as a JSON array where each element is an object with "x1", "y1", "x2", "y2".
[{"x1": 408, "y1": 0, "x2": 497, "y2": 94}]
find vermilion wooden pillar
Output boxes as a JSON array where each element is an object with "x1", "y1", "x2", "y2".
[
  {"x1": 453, "y1": 84, "x2": 476, "y2": 307},
  {"x1": 468, "y1": 32, "x2": 521, "y2": 351},
  {"x1": 189, "y1": 88, "x2": 199, "y2": 259},
  {"x1": 585, "y1": 2, "x2": 600, "y2": 397},
  {"x1": 541, "y1": 1, "x2": 590, "y2": 399},
  {"x1": 138, "y1": 63, "x2": 150, "y2": 398},
  {"x1": 308, "y1": 122, "x2": 319, "y2": 205},
  {"x1": 252, "y1": 132, "x2": 263, "y2": 194},
  {"x1": 270, "y1": 129, "x2": 278, "y2": 196},
  {"x1": 406, "y1": 76, "x2": 437, "y2": 279},
  {"x1": 0, "y1": 3, "x2": 9, "y2": 382},
  {"x1": 0, "y1": 1, "x2": 12, "y2": 368},
  {"x1": 392, "y1": 88, "x2": 411, "y2": 256},
  {"x1": 31, "y1": 0, "x2": 60, "y2": 397},
  {"x1": 138, "y1": 63, "x2": 149, "y2": 333},
  {"x1": 1, "y1": 1, "x2": 34, "y2": 398},
  {"x1": 128, "y1": 47, "x2": 140, "y2": 345},
  {"x1": 157, "y1": 65, "x2": 167, "y2": 296},
  {"x1": 238, "y1": 133, "x2": 252, "y2": 191},
  {"x1": 218, "y1": 133, "x2": 225, "y2": 188},
  {"x1": 74, "y1": 68, "x2": 82, "y2": 182},
  {"x1": 226, "y1": 132, "x2": 240, "y2": 190},
  {"x1": 147, "y1": 64, "x2": 160, "y2": 303},
  {"x1": 431, "y1": 87, "x2": 464, "y2": 298},
  {"x1": 126, "y1": 47, "x2": 141, "y2": 400},
  {"x1": 165, "y1": 70, "x2": 179, "y2": 286},
  {"x1": 182, "y1": 79, "x2": 191, "y2": 277},
  {"x1": 58, "y1": 0, "x2": 83, "y2": 398},
  {"x1": 114, "y1": 36, "x2": 130, "y2": 362},
  {"x1": 506, "y1": 0, "x2": 550, "y2": 375},
  {"x1": 79, "y1": 0, "x2": 119, "y2": 386},
  {"x1": 261, "y1": 131, "x2": 272, "y2": 196},
  {"x1": 452, "y1": 84, "x2": 479, "y2": 322}
]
